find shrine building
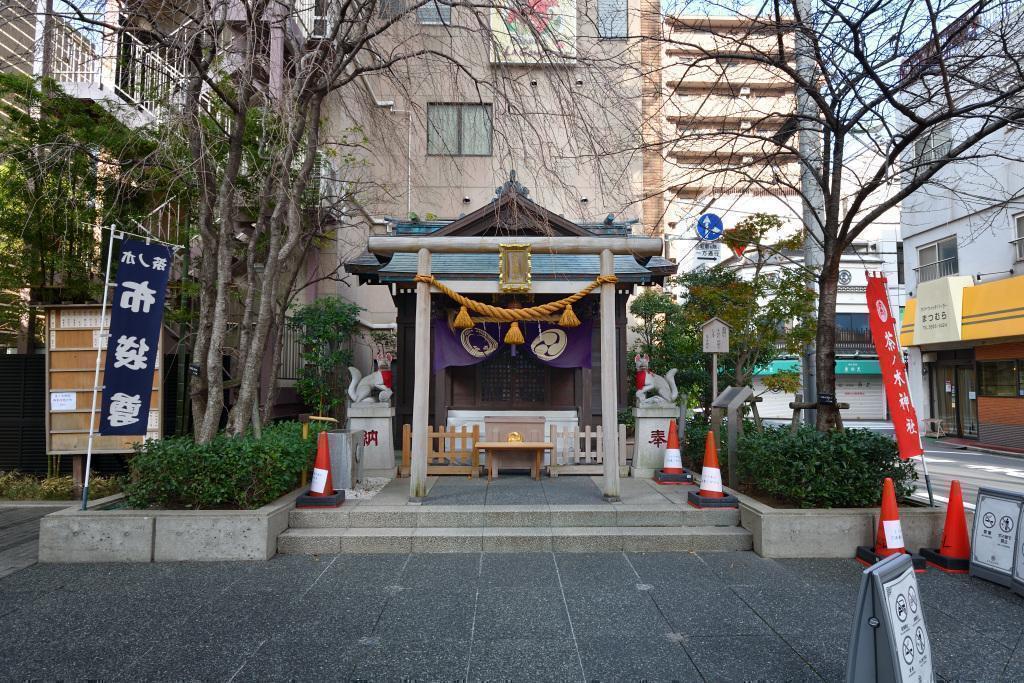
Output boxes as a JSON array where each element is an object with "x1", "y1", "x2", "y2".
[{"x1": 347, "y1": 174, "x2": 676, "y2": 498}]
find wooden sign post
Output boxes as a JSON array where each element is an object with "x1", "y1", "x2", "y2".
[{"x1": 701, "y1": 317, "x2": 731, "y2": 402}]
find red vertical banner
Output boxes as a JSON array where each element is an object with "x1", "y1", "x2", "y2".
[{"x1": 866, "y1": 274, "x2": 924, "y2": 460}]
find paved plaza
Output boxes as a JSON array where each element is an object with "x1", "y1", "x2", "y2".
[{"x1": 1, "y1": 551, "x2": 1022, "y2": 681}]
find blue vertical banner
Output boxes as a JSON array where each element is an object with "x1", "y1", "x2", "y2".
[{"x1": 99, "y1": 240, "x2": 173, "y2": 436}]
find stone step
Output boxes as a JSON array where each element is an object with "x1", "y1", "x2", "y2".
[
  {"x1": 288, "y1": 505, "x2": 740, "y2": 530},
  {"x1": 277, "y1": 525, "x2": 753, "y2": 554}
]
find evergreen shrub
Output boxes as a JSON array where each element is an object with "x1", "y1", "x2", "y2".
[
  {"x1": 737, "y1": 426, "x2": 917, "y2": 508},
  {"x1": 124, "y1": 421, "x2": 315, "y2": 509}
]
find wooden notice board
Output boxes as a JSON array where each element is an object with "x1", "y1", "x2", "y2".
[{"x1": 44, "y1": 304, "x2": 162, "y2": 457}]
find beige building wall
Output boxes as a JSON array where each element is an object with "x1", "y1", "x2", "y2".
[{"x1": 322, "y1": 1, "x2": 650, "y2": 351}]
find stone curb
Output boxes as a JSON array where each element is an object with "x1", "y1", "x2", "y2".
[
  {"x1": 38, "y1": 488, "x2": 304, "y2": 563},
  {"x1": 733, "y1": 488, "x2": 973, "y2": 559}
]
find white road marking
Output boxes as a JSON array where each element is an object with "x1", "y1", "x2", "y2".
[
  {"x1": 910, "y1": 490, "x2": 976, "y2": 510},
  {"x1": 963, "y1": 465, "x2": 1024, "y2": 478}
]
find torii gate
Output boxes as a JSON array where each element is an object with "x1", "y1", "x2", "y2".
[{"x1": 367, "y1": 235, "x2": 665, "y2": 502}]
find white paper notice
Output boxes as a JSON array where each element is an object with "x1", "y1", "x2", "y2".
[
  {"x1": 700, "y1": 468, "x2": 722, "y2": 490},
  {"x1": 310, "y1": 468, "x2": 328, "y2": 494},
  {"x1": 883, "y1": 520, "x2": 905, "y2": 549},
  {"x1": 50, "y1": 392, "x2": 76, "y2": 412}
]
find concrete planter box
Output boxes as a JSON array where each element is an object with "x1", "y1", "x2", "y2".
[
  {"x1": 39, "y1": 488, "x2": 304, "y2": 563},
  {"x1": 736, "y1": 491, "x2": 972, "y2": 559}
]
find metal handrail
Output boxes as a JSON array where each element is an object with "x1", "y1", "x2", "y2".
[{"x1": 912, "y1": 256, "x2": 958, "y2": 271}]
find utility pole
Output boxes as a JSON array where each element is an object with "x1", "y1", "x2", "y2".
[{"x1": 794, "y1": 0, "x2": 824, "y2": 425}]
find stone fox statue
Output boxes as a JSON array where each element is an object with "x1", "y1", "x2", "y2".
[
  {"x1": 348, "y1": 352, "x2": 394, "y2": 404},
  {"x1": 635, "y1": 354, "x2": 679, "y2": 405}
]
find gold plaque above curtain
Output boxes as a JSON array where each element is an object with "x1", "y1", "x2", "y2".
[{"x1": 499, "y1": 244, "x2": 531, "y2": 293}]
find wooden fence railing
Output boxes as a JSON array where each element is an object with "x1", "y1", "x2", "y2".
[
  {"x1": 400, "y1": 424, "x2": 479, "y2": 477},
  {"x1": 401, "y1": 423, "x2": 629, "y2": 478}
]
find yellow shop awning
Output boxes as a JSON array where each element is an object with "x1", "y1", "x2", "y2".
[
  {"x1": 961, "y1": 274, "x2": 1024, "y2": 342},
  {"x1": 900, "y1": 298, "x2": 916, "y2": 347}
]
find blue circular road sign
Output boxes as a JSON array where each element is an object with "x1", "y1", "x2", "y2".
[{"x1": 695, "y1": 213, "x2": 724, "y2": 241}]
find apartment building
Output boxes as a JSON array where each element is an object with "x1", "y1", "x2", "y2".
[
  {"x1": 656, "y1": 14, "x2": 801, "y2": 262},
  {"x1": 647, "y1": 14, "x2": 904, "y2": 419},
  {"x1": 331, "y1": 0, "x2": 655, "y2": 363},
  {"x1": 899, "y1": 108, "x2": 1024, "y2": 447}
]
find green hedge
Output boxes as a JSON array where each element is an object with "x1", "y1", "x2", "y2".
[
  {"x1": 737, "y1": 426, "x2": 917, "y2": 509},
  {"x1": 124, "y1": 421, "x2": 316, "y2": 510}
]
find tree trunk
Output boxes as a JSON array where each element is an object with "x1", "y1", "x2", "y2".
[{"x1": 815, "y1": 258, "x2": 842, "y2": 431}]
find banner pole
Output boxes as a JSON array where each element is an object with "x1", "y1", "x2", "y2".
[
  {"x1": 918, "y1": 444, "x2": 935, "y2": 507},
  {"x1": 81, "y1": 227, "x2": 119, "y2": 510}
]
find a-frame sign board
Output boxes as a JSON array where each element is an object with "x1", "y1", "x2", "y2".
[{"x1": 847, "y1": 553, "x2": 933, "y2": 683}]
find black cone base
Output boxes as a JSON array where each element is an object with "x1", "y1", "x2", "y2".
[
  {"x1": 919, "y1": 547, "x2": 970, "y2": 573},
  {"x1": 654, "y1": 469, "x2": 694, "y2": 485},
  {"x1": 687, "y1": 490, "x2": 738, "y2": 508},
  {"x1": 855, "y1": 545, "x2": 927, "y2": 572},
  {"x1": 296, "y1": 490, "x2": 345, "y2": 508}
]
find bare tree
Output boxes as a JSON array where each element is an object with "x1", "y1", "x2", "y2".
[
  {"x1": 653, "y1": 0, "x2": 1024, "y2": 429},
  {"x1": 25, "y1": 0, "x2": 647, "y2": 442}
]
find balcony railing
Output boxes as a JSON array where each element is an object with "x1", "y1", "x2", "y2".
[
  {"x1": 774, "y1": 329, "x2": 875, "y2": 355},
  {"x1": 46, "y1": 17, "x2": 214, "y2": 122},
  {"x1": 835, "y1": 329, "x2": 875, "y2": 355},
  {"x1": 48, "y1": 15, "x2": 102, "y2": 85},
  {"x1": 914, "y1": 257, "x2": 958, "y2": 283}
]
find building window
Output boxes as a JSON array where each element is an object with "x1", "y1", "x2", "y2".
[
  {"x1": 379, "y1": 0, "x2": 403, "y2": 19},
  {"x1": 896, "y1": 242, "x2": 905, "y2": 285},
  {"x1": 978, "y1": 360, "x2": 1019, "y2": 397},
  {"x1": 427, "y1": 103, "x2": 492, "y2": 156},
  {"x1": 416, "y1": 0, "x2": 450, "y2": 24},
  {"x1": 916, "y1": 236, "x2": 958, "y2": 283},
  {"x1": 913, "y1": 121, "x2": 952, "y2": 168},
  {"x1": 596, "y1": 0, "x2": 627, "y2": 38},
  {"x1": 835, "y1": 312, "x2": 873, "y2": 353},
  {"x1": 1014, "y1": 214, "x2": 1024, "y2": 262}
]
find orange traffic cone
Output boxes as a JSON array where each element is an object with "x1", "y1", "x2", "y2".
[
  {"x1": 296, "y1": 431, "x2": 345, "y2": 508},
  {"x1": 654, "y1": 420, "x2": 694, "y2": 485},
  {"x1": 688, "y1": 432, "x2": 738, "y2": 508},
  {"x1": 856, "y1": 477, "x2": 925, "y2": 571},
  {"x1": 919, "y1": 480, "x2": 971, "y2": 573}
]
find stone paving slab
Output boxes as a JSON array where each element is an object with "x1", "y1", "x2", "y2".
[
  {"x1": 1, "y1": 551, "x2": 1022, "y2": 681},
  {"x1": 0, "y1": 505, "x2": 66, "y2": 579},
  {"x1": 370, "y1": 475, "x2": 684, "y2": 507}
]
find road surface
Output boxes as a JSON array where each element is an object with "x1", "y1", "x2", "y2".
[
  {"x1": 912, "y1": 439, "x2": 1024, "y2": 509},
  {"x1": 763, "y1": 419, "x2": 1024, "y2": 508}
]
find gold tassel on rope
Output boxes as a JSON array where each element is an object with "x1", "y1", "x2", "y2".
[
  {"x1": 558, "y1": 303, "x2": 581, "y2": 328},
  {"x1": 504, "y1": 321, "x2": 525, "y2": 345},
  {"x1": 453, "y1": 305, "x2": 473, "y2": 329}
]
